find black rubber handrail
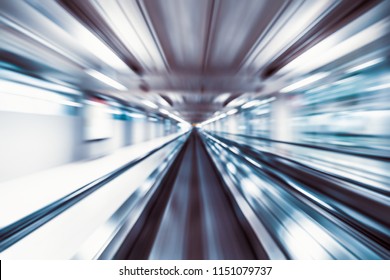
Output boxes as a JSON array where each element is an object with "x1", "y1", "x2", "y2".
[
  {"x1": 114, "y1": 132, "x2": 191, "y2": 259},
  {"x1": 0, "y1": 132, "x2": 189, "y2": 252},
  {"x1": 213, "y1": 131, "x2": 390, "y2": 161},
  {"x1": 116, "y1": 130, "x2": 267, "y2": 259},
  {"x1": 204, "y1": 133, "x2": 390, "y2": 256},
  {"x1": 211, "y1": 132, "x2": 390, "y2": 197}
]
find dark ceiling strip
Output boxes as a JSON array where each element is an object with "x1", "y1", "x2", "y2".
[
  {"x1": 114, "y1": 0, "x2": 152, "y2": 73},
  {"x1": 136, "y1": 0, "x2": 171, "y2": 73},
  {"x1": 201, "y1": 0, "x2": 217, "y2": 74},
  {"x1": 261, "y1": 0, "x2": 381, "y2": 79},
  {"x1": 236, "y1": 0, "x2": 296, "y2": 74},
  {"x1": 159, "y1": 95, "x2": 173, "y2": 106},
  {"x1": 216, "y1": 131, "x2": 390, "y2": 162},
  {"x1": 57, "y1": 0, "x2": 143, "y2": 75},
  {"x1": 222, "y1": 93, "x2": 241, "y2": 107}
]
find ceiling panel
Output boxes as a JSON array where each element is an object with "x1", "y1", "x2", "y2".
[
  {"x1": 205, "y1": 0, "x2": 285, "y2": 73},
  {"x1": 1, "y1": 0, "x2": 388, "y2": 123},
  {"x1": 142, "y1": 0, "x2": 212, "y2": 73}
]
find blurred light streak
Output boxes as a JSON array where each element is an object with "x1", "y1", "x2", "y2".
[
  {"x1": 226, "y1": 108, "x2": 238, "y2": 115},
  {"x1": 72, "y1": 22, "x2": 130, "y2": 72},
  {"x1": 279, "y1": 18, "x2": 390, "y2": 74},
  {"x1": 90, "y1": 0, "x2": 165, "y2": 70},
  {"x1": 281, "y1": 218, "x2": 333, "y2": 259},
  {"x1": 0, "y1": 79, "x2": 80, "y2": 113},
  {"x1": 244, "y1": 156, "x2": 263, "y2": 169},
  {"x1": 241, "y1": 97, "x2": 275, "y2": 109},
  {"x1": 241, "y1": 177, "x2": 262, "y2": 198},
  {"x1": 226, "y1": 162, "x2": 237, "y2": 175},
  {"x1": 0, "y1": 16, "x2": 85, "y2": 69},
  {"x1": 241, "y1": 99, "x2": 264, "y2": 109},
  {"x1": 168, "y1": 113, "x2": 188, "y2": 124},
  {"x1": 214, "y1": 93, "x2": 231, "y2": 103},
  {"x1": 159, "y1": 108, "x2": 170, "y2": 115},
  {"x1": 86, "y1": 69, "x2": 127, "y2": 91},
  {"x1": 0, "y1": 69, "x2": 80, "y2": 95},
  {"x1": 248, "y1": 0, "x2": 338, "y2": 70},
  {"x1": 281, "y1": 73, "x2": 329, "y2": 93},
  {"x1": 1, "y1": 0, "x2": 389, "y2": 260},
  {"x1": 346, "y1": 57, "x2": 385, "y2": 73},
  {"x1": 157, "y1": 98, "x2": 171, "y2": 107},
  {"x1": 331, "y1": 76, "x2": 359, "y2": 86},
  {"x1": 126, "y1": 112, "x2": 145, "y2": 118},
  {"x1": 226, "y1": 97, "x2": 248, "y2": 107},
  {"x1": 366, "y1": 82, "x2": 390, "y2": 91},
  {"x1": 200, "y1": 113, "x2": 227, "y2": 126},
  {"x1": 141, "y1": 99, "x2": 158, "y2": 109}
]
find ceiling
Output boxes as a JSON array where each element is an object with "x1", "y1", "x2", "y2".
[{"x1": 0, "y1": 0, "x2": 387, "y2": 122}]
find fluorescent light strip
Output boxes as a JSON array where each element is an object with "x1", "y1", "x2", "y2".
[
  {"x1": 86, "y1": 70, "x2": 127, "y2": 91},
  {"x1": 281, "y1": 73, "x2": 329, "y2": 93},
  {"x1": 90, "y1": 0, "x2": 165, "y2": 70},
  {"x1": 227, "y1": 108, "x2": 238, "y2": 115},
  {"x1": 242, "y1": 100, "x2": 262, "y2": 109},
  {"x1": 366, "y1": 82, "x2": 390, "y2": 91},
  {"x1": 227, "y1": 97, "x2": 248, "y2": 107},
  {"x1": 0, "y1": 80, "x2": 78, "y2": 104},
  {"x1": 142, "y1": 100, "x2": 158, "y2": 109},
  {"x1": 241, "y1": 97, "x2": 276, "y2": 109},
  {"x1": 126, "y1": 112, "x2": 145, "y2": 118},
  {"x1": 168, "y1": 113, "x2": 187, "y2": 124},
  {"x1": 0, "y1": 69, "x2": 80, "y2": 95},
  {"x1": 4, "y1": 1, "x2": 130, "y2": 72},
  {"x1": 201, "y1": 113, "x2": 227, "y2": 126},
  {"x1": 159, "y1": 108, "x2": 170, "y2": 115},
  {"x1": 0, "y1": 17, "x2": 87, "y2": 70},
  {"x1": 279, "y1": 18, "x2": 390, "y2": 75},
  {"x1": 346, "y1": 57, "x2": 385, "y2": 73},
  {"x1": 106, "y1": 108, "x2": 122, "y2": 114},
  {"x1": 248, "y1": 0, "x2": 337, "y2": 70}
]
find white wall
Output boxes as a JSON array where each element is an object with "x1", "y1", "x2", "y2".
[
  {"x1": 82, "y1": 119, "x2": 127, "y2": 159},
  {"x1": 271, "y1": 94, "x2": 293, "y2": 142},
  {"x1": 0, "y1": 111, "x2": 81, "y2": 182},
  {"x1": 130, "y1": 119, "x2": 148, "y2": 144},
  {"x1": 111, "y1": 120, "x2": 126, "y2": 150},
  {"x1": 0, "y1": 111, "x2": 177, "y2": 182}
]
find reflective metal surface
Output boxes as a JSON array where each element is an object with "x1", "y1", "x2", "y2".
[{"x1": 0, "y1": 0, "x2": 389, "y2": 260}]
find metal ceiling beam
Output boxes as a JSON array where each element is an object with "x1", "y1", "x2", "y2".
[
  {"x1": 261, "y1": 0, "x2": 381, "y2": 79},
  {"x1": 58, "y1": 0, "x2": 144, "y2": 75}
]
